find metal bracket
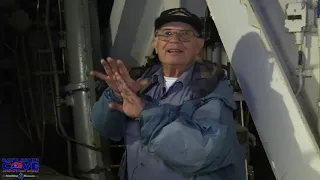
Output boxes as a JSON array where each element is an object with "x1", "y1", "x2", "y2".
[
  {"x1": 65, "y1": 82, "x2": 90, "y2": 93},
  {"x1": 295, "y1": 69, "x2": 313, "y2": 77},
  {"x1": 63, "y1": 82, "x2": 90, "y2": 106}
]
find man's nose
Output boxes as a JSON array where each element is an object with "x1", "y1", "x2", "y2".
[{"x1": 168, "y1": 33, "x2": 180, "y2": 43}]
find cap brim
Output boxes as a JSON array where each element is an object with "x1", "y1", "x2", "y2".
[{"x1": 155, "y1": 15, "x2": 202, "y2": 34}]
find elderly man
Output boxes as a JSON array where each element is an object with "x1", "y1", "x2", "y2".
[{"x1": 90, "y1": 8, "x2": 246, "y2": 180}]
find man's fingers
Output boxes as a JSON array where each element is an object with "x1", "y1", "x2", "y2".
[
  {"x1": 101, "y1": 59, "x2": 113, "y2": 76},
  {"x1": 90, "y1": 71, "x2": 116, "y2": 87},
  {"x1": 109, "y1": 103, "x2": 124, "y2": 113},
  {"x1": 106, "y1": 76, "x2": 118, "y2": 89},
  {"x1": 116, "y1": 75, "x2": 137, "y2": 104},
  {"x1": 116, "y1": 73, "x2": 132, "y2": 95},
  {"x1": 117, "y1": 79, "x2": 129, "y2": 95},
  {"x1": 120, "y1": 92, "x2": 134, "y2": 103},
  {"x1": 117, "y1": 60, "x2": 130, "y2": 79},
  {"x1": 90, "y1": 71, "x2": 120, "y2": 92},
  {"x1": 90, "y1": 71, "x2": 107, "y2": 80},
  {"x1": 107, "y1": 57, "x2": 119, "y2": 73},
  {"x1": 115, "y1": 73, "x2": 139, "y2": 104}
]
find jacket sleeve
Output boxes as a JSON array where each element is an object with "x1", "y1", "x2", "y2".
[
  {"x1": 138, "y1": 97, "x2": 235, "y2": 175},
  {"x1": 90, "y1": 88, "x2": 127, "y2": 141}
]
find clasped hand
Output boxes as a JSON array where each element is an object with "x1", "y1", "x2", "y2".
[{"x1": 90, "y1": 57, "x2": 147, "y2": 118}]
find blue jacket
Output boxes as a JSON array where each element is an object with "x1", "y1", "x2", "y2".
[{"x1": 91, "y1": 62, "x2": 246, "y2": 180}]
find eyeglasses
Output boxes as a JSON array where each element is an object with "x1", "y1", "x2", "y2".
[{"x1": 155, "y1": 29, "x2": 200, "y2": 42}]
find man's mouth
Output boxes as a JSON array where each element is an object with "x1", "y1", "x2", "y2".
[{"x1": 167, "y1": 49, "x2": 183, "y2": 53}]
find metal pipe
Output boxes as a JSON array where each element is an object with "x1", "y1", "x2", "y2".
[
  {"x1": 36, "y1": 0, "x2": 40, "y2": 31},
  {"x1": 87, "y1": 1, "x2": 114, "y2": 178},
  {"x1": 240, "y1": 101, "x2": 244, "y2": 126},
  {"x1": 206, "y1": 46, "x2": 212, "y2": 60},
  {"x1": 57, "y1": 0, "x2": 63, "y2": 31},
  {"x1": 40, "y1": 73, "x2": 46, "y2": 160},
  {"x1": 212, "y1": 42, "x2": 222, "y2": 64},
  {"x1": 64, "y1": 0, "x2": 104, "y2": 179},
  {"x1": 45, "y1": 0, "x2": 73, "y2": 176},
  {"x1": 37, "y1": 46, "x2": 46, "y2": 161},
  {"x1": 317, "y1": 0, "x2": 320, "y2": 144},
  {"x1": 240, "y1": 101, "x2": 248, "y2": 180},
  {"x1": 57, "y1": 0, "x2": 66, "y2": 74},
  {"x1": 88, "y1": 0, "x2": 102, "y2": 70},
  {"x1": 295, "y1": 39, "x2": 304, "y2": 97},
  {"x1": 293, "y1": 1, "x2": 306, "y2": 97},
  {"x1": 228, "y1": 64, "x2": 236, "y2": 81},
  {"x1": 221, "y1": 47, "x2": 229, "y2": 66},
  {"x1": 21, "y1": 36, "x2": 41, "y2": 142},
  {"x1": 35, "y1": 44, "x2": 47, "y2": 160},
  {"x1": 13, "y1": 37, "x2": 33, "y2": 144}
]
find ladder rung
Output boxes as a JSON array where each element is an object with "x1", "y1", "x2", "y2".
[{"x1": 33, "y1": 71, "x2": 64, "y2": 75}]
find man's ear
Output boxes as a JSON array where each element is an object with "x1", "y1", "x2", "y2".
[
  {"x1": 196, "y1": 38, "x2": 205, "y2": 54},
  {"x1": 152, "y1": 38, "x2": 158, "y2": 54}
]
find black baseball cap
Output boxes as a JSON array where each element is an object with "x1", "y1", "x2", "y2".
[{"x1": 154, "y1": 8, "x2": 204, "y2": 37}]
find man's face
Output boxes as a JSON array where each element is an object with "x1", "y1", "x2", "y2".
[{"x1": 153, "y1": 22, "x2": 204, "y2": 67}]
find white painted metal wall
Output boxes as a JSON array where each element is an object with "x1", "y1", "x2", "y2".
[
  {"x1": 252, "y1": 0, "x2": 320, "y2": 136},
  {"x1": 206, "y1": 0, "x2": 320, "y2": 179}
]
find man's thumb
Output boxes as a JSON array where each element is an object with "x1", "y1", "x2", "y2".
[{"x1": 109, "y1": 103, "x2": 124, "y2": 113}]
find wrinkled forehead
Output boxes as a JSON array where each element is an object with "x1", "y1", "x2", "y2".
[{"x1": 159, "y1": 21, "x2": 196, "y2": 31}]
